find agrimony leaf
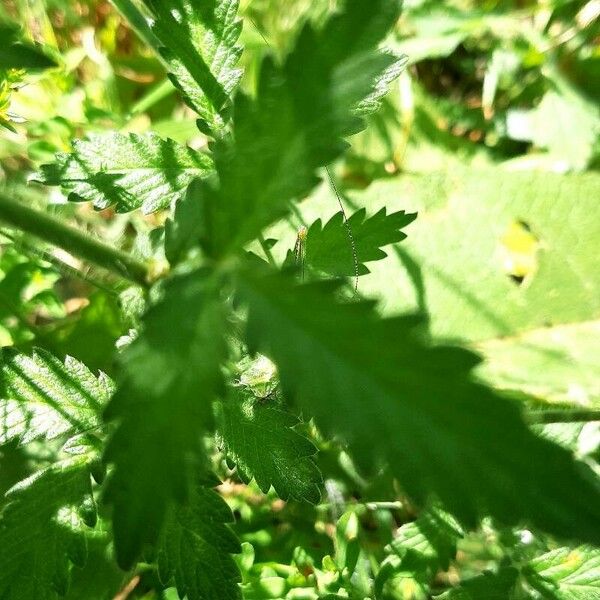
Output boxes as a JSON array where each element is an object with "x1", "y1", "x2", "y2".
[
  {"x1": 0, "y1": 348, "x2": 111, "y2": 446},
  {"x1": 0, "y1": 461, "x2": 96, "y2": 599},
  {"x1": 216, "y1": 392, "x2": 322, "y2": 503},
  {"x1": 104, "y1": 269, "x2": 229, "y2": 568},
  {"x1": 158, "y1": 480, "x2": 241, "y2": 600},
  {"x1": 237, "y1": 268, "x2": 600, "y2": 546},
  {"x1": 198, "y1": 0, "x2": 403, "y2": 257},
  {"x1": 523, "y1": 546, "x2": 600, "y2": 599},
  {"x1": 141, "y1": 0, "x2": 243, "y2": 134},
  {"x1": 35, "y1": 132, "x2": 212, "y2": 213},
  {"x1": 296, "y1": 208, "x2": 416, "y2": 278}
]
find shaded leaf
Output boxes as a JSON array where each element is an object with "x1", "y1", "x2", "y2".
[
  {"x1": 434, "y1": 568, "x2": 518, "y2": 599},
  {"x1": 216, "y1": 392, "x2": 322, "y2": 503},
  {"x1": 198, "y1": 0, "x2": 403, "y2": 257},
  {"x1": 158, "y1": 481, "x2": 241, "y2": 600},
  {"x1": 237, "y1": 268, "x2": 600, "y2": 546},
  {"x1": 0, "y1": 23, "x2": 57, "y2": 70},
  {"x1": 104, "y1": 269, "x2": 229, "y2": 568}
]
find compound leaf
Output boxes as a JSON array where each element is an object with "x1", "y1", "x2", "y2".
[
  {"x1": 35, "y1": 132, "x2": 212, "y2": 213},
  {"x1": 0, "y1": 348, "x2": 110, "y2": 446},
  {"x1": 301, "y1": 208, "x2": 416, "y2": 278},
  {"x1": 237, "y1": 268, "x2": 600, "y2": 546},
  {"x1": 0, "y1": 461, "x2": 96, "y2": 599},
  {"x1": 523, "y1": 546, "x2": 600, "y2": 599},
  {"x1": 104, "y1": 269, "x2": 229, "y2": 569},
  {"x1": 158, "y1": 481, "x2": 241, "y2": 600},
  {"x1": 198, "y1": 0, "x2": 403, "y2": 257},
  {"x1": 141, "y1": 0, "x2": 243, "y2": 134},
  {"x1": 216, "y1": 392, "x2": 322, "y2": 503}
]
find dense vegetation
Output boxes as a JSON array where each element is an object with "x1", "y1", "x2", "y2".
[{"x1": 0, "y1": 0, "x2": 599, "y2": 598}]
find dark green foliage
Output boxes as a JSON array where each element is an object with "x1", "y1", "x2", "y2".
[
  {"x1": 1, "y1": 0, "x2": 599, "y2": 599},
  {"x1": 0, "y1": 23, "x2": 57, "y2": 70},
  {"x1": 158, "y1": 481, "x2": 242, "y2": 600},
  {"x1": 196, "y1": 0, "x2": 403, "y2": 257},
  {"x1": 104, "y1": 269, "x2": 230, "y2": 568},
  {"x1": 237, "y1": 268, "x2": 600, "y2": 544},
  {"x1": 216, "y1": 392, "x2": 322, "y2": 503}
]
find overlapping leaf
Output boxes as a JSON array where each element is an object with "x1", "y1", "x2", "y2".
[
  {"x1": 237, "y1": 268, "x2": 600, "y2": 545},
  {"x1": 0, "y1": 348, "x2": 110, "y2": 446},
  {"x1": 197, "y1": 0, "x2": 404, "y2": 257},
  {"x1": 35, "y1": 132, "x2": 212, "y2": 213},
  {"x1": 523, "y1": 546, "x2": 600, "y2": 599},
  {"x1": 0, "y1": 461, "x2": 96, "y2": 599},
  {"x1": 158, "y1": 481, "x2": 241, "y2": 600},
  {"x1": 104, "y1": 269, "x2": 229, "y2": 568},
  {"x1": 216, "y1": 392, "x2": 322, "y2": 503},
  {"x1": 141, "y1": 0, "x2": 243, "y2": 133}
]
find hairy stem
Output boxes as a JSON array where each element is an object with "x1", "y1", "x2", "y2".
[{"x1": 0, "y1": 192, "x2": 150, "y2": 286}]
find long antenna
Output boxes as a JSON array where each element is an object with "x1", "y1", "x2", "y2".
[
  {"x1": 248, "y1": 16, "x2": 360, "y2": 292},
  {"x1": 325, "y1": 167, "x2": 359, "y2": 292}
]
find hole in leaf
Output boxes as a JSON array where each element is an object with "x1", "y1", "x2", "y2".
[{"x1": 498, "y1": 220, "x2": 540, "y2": 286}]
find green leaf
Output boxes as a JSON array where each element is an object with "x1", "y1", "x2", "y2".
[
  {"x1": 237, "y1": 268, "x2": 600, "y2": 545},
  {"x1": 283, "y1": 170, "x2": 600, "y2": 407},
  {"x1": 216, "y1": 392, "x2": 322, "y2": 503},
  {"x1": 387, "y1": 508, "x2": 463, "y2": 572},
  {"x1": 35, "y1": 132, "x2": 213, "y2": 213},
  {"x1": 299, "y1": 208, "x2": 416, "y2": 278},
  {"x1": 141, "y1": 0, "x2": 243, "y2": 133},
  {"x1": 376, "y1": 508, "x2": 463, "y2": 599},
  {"x1": 0, "y1": 461, "x2": 96, "y2": 599},
  {"x1": 508, "y1": 83, "x2": 600, "y2": 171},
  {"x1": 434, "y1": 568, "x2": 518, "y2": 599},
  {"x1": 198, "y1": 0, "x2": 403, "y2": 257},
  {"x1": 104, "y1": 269, "x2": 229, "y2": 568},
  {"x1": 0, "y1": 24, "x2": 57, "y2": 71},
  {"x1": 523, "y1": 546, "x2": 600, "y2": 599},
  {"x1": 165, "y1": 178, "x2": 206, "y2": 265},
  {"x1": 158, "y1": 481, "x2": 241, "y2": 600},
  {"x1": 0, "y1": 348, "x2": 110, "y2": 446}
]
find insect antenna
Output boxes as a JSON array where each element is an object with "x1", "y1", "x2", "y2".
[{"x1": 325, "y1": 167, "x2": 359, "y2": 292}]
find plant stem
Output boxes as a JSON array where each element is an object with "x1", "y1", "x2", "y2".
[
  {"x1": 526, "y1": 409, "x2": 600, "y2": 424},
  {"x1": 258, "y1": 234, "x2": 277, "y2": 267},
  {"x1": 0, "y1": 192, "x2": 150, "y2": 287}
]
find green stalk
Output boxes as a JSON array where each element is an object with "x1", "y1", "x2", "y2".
[
  {"x1": 0, "y1": 192, "x2": 150, "y2": 287},
  {"x1": 526, "y1": 409, "x2": 600, "y2": 424},
  {"x1": 110, "y1": 0, "x2": 166, "y2": 67}
]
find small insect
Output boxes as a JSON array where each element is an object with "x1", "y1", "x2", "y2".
[{"x1": 293, "y1": 226, "x2": 308, "y2": 281}]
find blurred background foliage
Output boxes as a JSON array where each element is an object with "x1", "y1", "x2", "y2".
[{"x1": 0, "y1": 0, "x2": 599, "y2": 598}]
